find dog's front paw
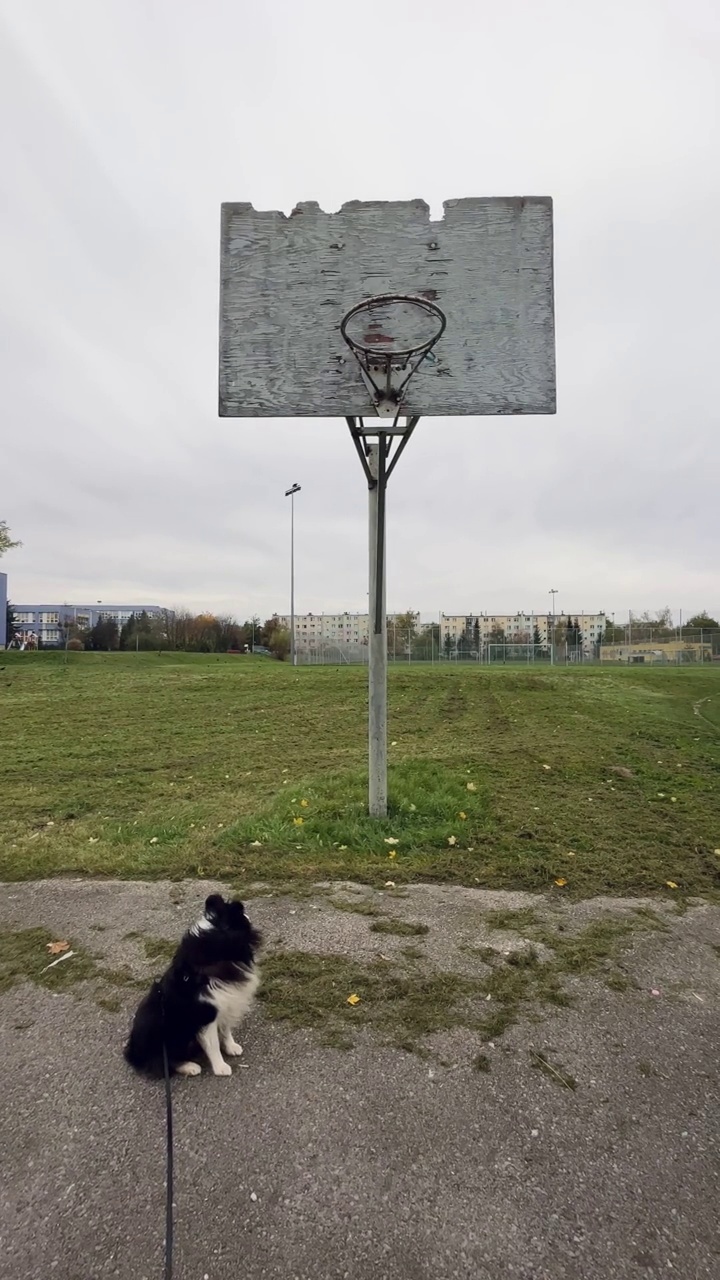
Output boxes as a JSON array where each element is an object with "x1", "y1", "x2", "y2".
[
  {"x1": 213, "y1": 1061, "x2": 233, "y2": 1077},
  {"x1": 224, "y1": 1038, "x2": 243, "y2": 1057},
  {"x1": 176, "y1": 1061, "x2": 202, "y2": 1077}
]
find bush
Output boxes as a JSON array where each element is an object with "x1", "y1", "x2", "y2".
[
  {"x1": 268, "y1": 627, "x2": 291, "y2": 661},
  {"x1": 67, "y1": 638, "x2": 84, "y2": 652}
]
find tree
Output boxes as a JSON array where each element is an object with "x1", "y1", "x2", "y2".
[
  {"x1": 260, "y1": 615, "x2": 281, "y2": 648},
  {"x1": 533, "y1": 624, "x2": 542, "y2": 647},
  {"x1": 413, "y1": 621, "x2": 440, "y2": 659},
  {"x1": 6, "y1": 601, "x2": 18, "y2": 645},
  {"x1": 391, "y1": 610, "x2": 419, "y2": 657},
  {"x1": 686, "y1": 613, "x2": 719, "y2": 630},
  {"x1": 87, "y1": 617, "x2": 119, "y2": 651},
  {"x1": 268, "y1": 627, "x2": 291, "y2": 661},
  {"x1": 0, "y1": 521, "x2": 21, "y2": 557},
  {"x1": 443, "y1": 632, "x2": 454, "y2": 658},
  {"x1": 473, "y1": 619, "x2": 481, "y2": 654}
]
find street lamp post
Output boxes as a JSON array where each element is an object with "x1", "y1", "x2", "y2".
[
  {"x1": 549, "y1": 588, "x2": 558, "y2": 666},
  {"x1": 285, "y1": 484, "x2": 301, "y2": 667}
]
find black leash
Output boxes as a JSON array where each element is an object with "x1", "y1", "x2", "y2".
[{"x1": 162, "y1": 1039, "x2": 174, "y2": 1280}]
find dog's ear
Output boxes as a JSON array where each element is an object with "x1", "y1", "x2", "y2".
[
  {"x1": 231, "y1": 899, "x2": 246, "y2": 915},
  {"x1": 204, "y1": 894, "x2": 225, "y2": 919}
]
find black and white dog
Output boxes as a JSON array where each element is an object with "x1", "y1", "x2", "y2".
[{"x1": 124, "y1": 895, "x2": 262, "y2": 1078}]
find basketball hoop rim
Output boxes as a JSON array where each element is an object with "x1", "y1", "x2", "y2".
[{"x1": 340, "y1": 293, "x2": 446, "y2": 361}]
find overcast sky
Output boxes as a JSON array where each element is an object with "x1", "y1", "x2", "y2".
[{"x1": 1, "y1": 0, "x2": 718, "y2": 623}]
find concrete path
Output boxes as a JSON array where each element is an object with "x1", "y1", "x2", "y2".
[{"x1": 1, "y1": 879, "x2": 719, "y2": 1280}]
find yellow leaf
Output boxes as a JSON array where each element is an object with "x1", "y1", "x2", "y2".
[
  {"x1": 346, "y1": 993, "x2": 361, "y2": 1006},
  {"x1": 671, "y1": 797, "x2": 677, "y2": 803},
  {"x1": 447, "y1": 835, "x2": 457, "y2": 847},
  {"x1": 293, "y1": 817, "x2": 304, "y2": 826},
  {"x1": 554, "y1": 878, "x2": 567, "y2": 887},
  {"x1": 666, "y1": 880, "x2": 678, "y2": 890},
  {"x1": 566, "y1": 850, "x2": 576, "y2": 857},
  {"x1": 250, "y1": 840, "x2": 262, "y2": 847},
  {"x1": 466, "y1": 782, "x2": 477, "y2": 792},
  {"x1": 384, "y1": 837, "x2": 399, "y2": 845},
  {"x1": 542, "y1": 764, "x2": 552, "y2": 771},
  {"x1": 46, "y1": 940, "x2": 70, "y2": 955},
  {"x1": 300, "y1": 799, "x2": 309, "y2": 808},
  {"x1": 458, "y1": 811, "x2": 467, "y2": 820},
  {"x1": 388, "y1": 850, "x2": 397, "y2": 859},
  {"x1": 339, "y1": 844, "x2": 348, "y2": 850}
]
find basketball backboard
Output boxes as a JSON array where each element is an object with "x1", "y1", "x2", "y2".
[{"x1": 219, "y1": 198, "x2": 555, "y2": 419}]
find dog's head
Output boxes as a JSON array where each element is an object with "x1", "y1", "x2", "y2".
[{"x1": 202, "y1": 894, "x2": 262, "y2": 951}]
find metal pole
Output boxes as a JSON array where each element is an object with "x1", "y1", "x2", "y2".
[
  {"x1": 290, "y1": 491, "x2": 295, "y2": 667},
  {"x1": 368, "y1": 441, "x2": 387, "y2": 817},
  {"x1": 549, "y1": 589, "x2": 558, "y2": 665},
  {"x1": 285, "y1": 483, "x2": 301, "y2": 667}
]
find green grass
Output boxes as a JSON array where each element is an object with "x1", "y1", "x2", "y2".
[
  {"x1": 1, "y1": 651, "x2": 720, "y2": 896},
  {"x1": 0, "y1": 927, "x2": 144, "y2": 999},
  {"x1": 369, "y1": 918, "x2": 430, "y2": 937},
  {"x1": 258, "y1": 907, "x2": 661, "y2": 1054}
]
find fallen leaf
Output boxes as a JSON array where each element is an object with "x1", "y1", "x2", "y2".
[
  {"x1": 554, "y1": 878, "x2": 568, "y2": 887},
  {"x1": 608, "y1": 765, "x2": 634, "y2": 779},
  {"x1": 250, "y1": 840, "x2": 262, "y2": 847},
  {"x1": 388, "y1": 850, "x2": 397, "y2": 860},
  {"x1": 384, "y1": 837, "x2": 399, "y2": 846},
  {"x1": 657, "y1": 793, "x2": 666, "y2": 798},
  {"x1": 293, "y1": 817, "x2": 304, "y2": 826},
  {"x1": 666, "y1": 880, "x2": 678, "y2": 890},
  {"x1": 458, "y1": 811, "x2": 467, "y2": 820},
  {"x1": 447, "y1": 835, "x2": 457, "y2": 847},
  {"x1": 466, "y1": 782, "x2": 477, "y2": 792},
  {"x1": 565, "y1": 850, "x2": 576, "y2": 857},
  {"x1": 88, "y1": 837, "x2": 99, "y2": 844},
  {"x1": 542, "y1": 765, "x2": 552, "y2": 771},
  {"x1": 409, "y1": 804, "x2": 417, "y2": 812},
  {"x1": 715, "y1": 849, "x2": 720, "y2": 856},
  {"x1": 339, "y1": 845, "x2": 347, "y2": 851},
  {"x1": 149, "y1": 836, "x2": 158, "y2": 844},
  {"x1": 346, "y1": 993, "x2": 361, "y2": 1006},
  {"x1": 46, "y1": 941, "x2": 70, "y2": 955},
  {"x1": 391, "y1": 740, "x2": 398, "y2": 746},
  {"x1": 384, "y1": 881, "x2": 396, "y2": 888},
  {"x1": 281, "y1": 768, "x2": 289, "y2": 774},
  {"x1": 671, "y1": 797, "x2": 677, "y2": 803},
  {"x1": 300, "y1": 799, "x2": 309, "y2": 809}
]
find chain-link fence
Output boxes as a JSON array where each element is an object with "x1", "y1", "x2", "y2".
[{"x1": 295, "y1": 630, "x2": 720, "y2": 666}]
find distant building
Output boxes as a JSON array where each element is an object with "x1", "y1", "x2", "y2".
[
  {"x1": 440, "y1": 612, "x2": 606, "y2": 653},
  {"x1": 12, "y1": 603, "x2": 168, "y2": 648},
  {"x1": 600, "y1": 640, "x2": 712, "y2": 665},
  {"x1": 276, "y1": 612, "x2": 418, "y2": 650}
]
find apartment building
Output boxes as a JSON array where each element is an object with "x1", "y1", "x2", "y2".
[
  {"x1": 12, "y1": 603, "x2": 168, "y2": 647},
  {"x1": 277, "y1": 612, "x2": 419, "y2": 649},
  {"x1": 440, "y1": 612, "x2": 607, "y2": 650}
]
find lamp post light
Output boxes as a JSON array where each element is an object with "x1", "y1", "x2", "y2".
[
  {"x1": 285, "y1": 484, "x2": 301, "y2": 667},
  {"x1": 549, "y1": 588, "x2": 558, "y2": 666}
]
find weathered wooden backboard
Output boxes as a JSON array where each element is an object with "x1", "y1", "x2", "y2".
[{"x1": 219, "y1": 198, "x2": 555, "y2": 418}]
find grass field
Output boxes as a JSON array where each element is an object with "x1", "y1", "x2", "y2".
[{"x1": 1, "y1": 651, "x2": 719, "y2": 897}]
